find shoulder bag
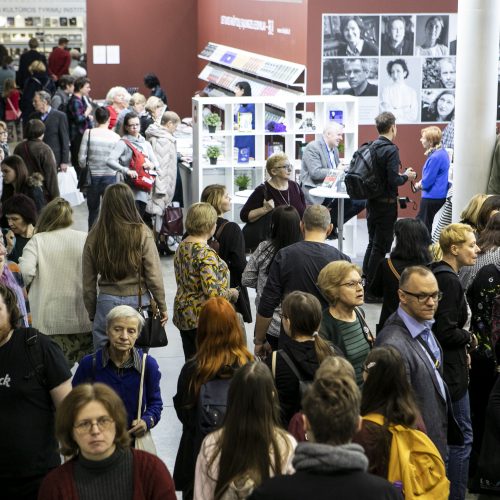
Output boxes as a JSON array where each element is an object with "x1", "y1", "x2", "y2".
[
  {"x1": 134, "y1": 353, "x2": 157, "y2": 454},
  {"x1": 123, "y1": 139, "x2": 155, "y2": 192},
  {"x1": 242, "y1": 183, "x2": 273, "y2": 252},
  {"x1": 134, "y1": 267, "x2": 168, "y2": 348}
]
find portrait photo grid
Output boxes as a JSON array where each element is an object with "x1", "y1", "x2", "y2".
[{"x1": 321, "y1": 13, "x2": 458, "y2": 125}]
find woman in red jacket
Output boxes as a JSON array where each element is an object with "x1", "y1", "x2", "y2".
[{"x1": 38, "y1": 383, "x2": 176, "y2": 500}]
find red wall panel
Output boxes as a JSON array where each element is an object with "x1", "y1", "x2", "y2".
[{"x1": 86, "y1": 0, "x2": 198, "y2": 117}]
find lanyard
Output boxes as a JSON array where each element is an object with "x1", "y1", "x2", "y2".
[{"x1": 323, "y1": 139, "x2": 337, "y2": 170}]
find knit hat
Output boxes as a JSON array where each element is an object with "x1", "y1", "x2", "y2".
[{"x1": 3, "y1": 193, "x2": 38, "y2": 225}]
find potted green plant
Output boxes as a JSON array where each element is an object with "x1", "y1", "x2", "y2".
[
  {"x1": 204, "y1": 113, "x2": 221, "y2": 133},
  {"x1": 206, "y1": 145, "x2": 220, "y2": 165},
  {"x1": 235, "y1": 174, "x2": 251, "y2": 191}
]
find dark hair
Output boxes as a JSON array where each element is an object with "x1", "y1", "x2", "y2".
[
  {"x1": 388, "y1": 16, "x2": 406, "y2": 28},
  {"x1": 28, "y1": 38, "x2": 39, "y2": 49},
  {"x1": 144, "y1": 73, "x2": 160, "y2": 89},
  {"x1": 121, "y1": 111, "x2": 139, "y2": 135},
  {"x1": 303, "y1": 357, "x2": 360, "y2": 445},
  {"x1": 0, "y1": 283, "x2": 21, "y2": 328},
  {"x1": 262, "y1": 206, "x2": 302, "y2": 273},
  {"x1": 235, "y1": 81, "x2": 252, "y2": 96},
  {"x1": 390, "y1": 218, "x2": 432, "y2": 263},
  {"x1": 213, "y1": 363, "x2": 292, "y2": 499},
  {"x1": 58, "y1": 37, "x2": 69, "y2": 45},
  {"x1": 477, "y1": 212, "x2": 500, "y2": 252},
  {"x1": 3, "y1": 193, "x2": 38, "y2": 225},
  {"x1": 95, "y1": 106, "x2": 110, "y2": 125},
  {"x1": 361, "y1": 346, "x2": 419, "y2": 426},
  {"x1": 56, "y1": 383, "x2": 131, "y2": 457},
  {"x1": 375, "y1": 112, "x2": 396, "y2": 134},
  {"x1": 74, "y1": 77, "x2": 90, "y2": 92},
  {"x1": 340, "y1": 16, "x2": 365, "y2": 39},
  {"x1": 386, "y1": 59, "x2": 409, "y2": 78},
  {"x1": 25, "y1": 119, "x2": 45, "y2": 140},
  {"x1": 1, "y1": 154, "x2": 29, "y2": 192},
  {"x1": 58, "y1": 75, "x2": 74, "y2": 90},
  {"x1": 477, "y1": 195, "x2": 500, "y2": 233},
  {"x1": 428, "y1": 90, "x2": 455, "y2": 121},
  {"x1": 282, "y1": 291, "x2": 334, "y2": 363}
]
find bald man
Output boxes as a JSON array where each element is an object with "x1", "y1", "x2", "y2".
[{"x1": 300, "y1": 123, "x2": 366, "y2": 238}]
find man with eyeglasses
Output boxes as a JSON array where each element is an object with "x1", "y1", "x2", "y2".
[
  {"x1": 375, "y1": 265, "x2": 463, "y2": 462},
  {"x1": 429, "y1": 223, "x2": 478, "y2": 500},
  {"x1": 342, "y1": 58, "x2": 378, "y2": 97},
  {"x1": 300, "y1": 123, "x2": 365, "y2": 238}
]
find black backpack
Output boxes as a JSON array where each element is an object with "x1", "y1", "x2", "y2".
[
  {"x1": 345, "y1": 141, "x2": 384, "y2": 200},
  {"x1": 194, "y1": 376, "x2": 232, "y2": 453}
]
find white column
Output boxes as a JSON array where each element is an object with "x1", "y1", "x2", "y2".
[{"x1": 452, "y1": 0, "x2": 500, "y2": 221}]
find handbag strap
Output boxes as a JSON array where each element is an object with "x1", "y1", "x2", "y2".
[
  {"x1": 86, "y1": 129, "x2": 91, "y2": 168},
  {"x1": 355, "y1": 307, "x2": 374, "y2": 347},
  {"x1": 387, "y1": 258, "x2": 401, "y2": 280},
  {"x1": 6, "y1": 96, "x2": 20, "y2": 117},
  {"x1": 215, "y1": 220, "x2": 229, "y2": 241},
  {"x1": 137, "y1": 352, "x2": 147, "y2": 420},
  {"x1": 137, "y1": 265, "x2": 143, "y2": 310}
]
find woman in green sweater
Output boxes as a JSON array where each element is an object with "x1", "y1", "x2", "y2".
[{"x1": 317, "y1": 260, "x2": 373, "y2": 385}]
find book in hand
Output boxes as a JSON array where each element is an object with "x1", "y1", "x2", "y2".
[{"x1": 321, "y1": 171, "x2": 337, "y2": 189}]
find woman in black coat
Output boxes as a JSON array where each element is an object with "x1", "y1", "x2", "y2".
[
  {"x1": 370, "y1": 218, "x2": 432, "y2": 332},
  {"x1": 20, "y1": 60, "x2": 55, "y2": 123},
  {"x1": 201, "y1": 184, "x2": 252, "y2": 323}
]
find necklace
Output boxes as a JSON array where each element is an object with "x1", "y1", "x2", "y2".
[{"x1": 269, "y1": 180, "x2": 290, "y2": 206}]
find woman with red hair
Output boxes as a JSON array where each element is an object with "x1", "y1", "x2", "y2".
[{"x1": 173, "y1": 297, "x2": 253, "y2": 500}]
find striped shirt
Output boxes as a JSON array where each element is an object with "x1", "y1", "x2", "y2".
[
  {"x1": 320, "y1": 310, "x2": 371, "y2": 385},
  {"x1": 78, "y1": 127, "x2": 121, "y2": 177}
]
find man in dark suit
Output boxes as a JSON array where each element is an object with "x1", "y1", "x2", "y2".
[
  {"x1": 375, "y1": 265, "x2": 462, "y2": 460},
  {"x1": 31, "y1": 90, "x2": 70, "y2": 172}
]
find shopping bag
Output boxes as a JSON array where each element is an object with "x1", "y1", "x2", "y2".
[{"x1": 58, "y1": 167, "x2": 85, "y2": 206}]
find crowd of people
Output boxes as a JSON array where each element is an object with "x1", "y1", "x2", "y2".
[{"x1": 1, "y1": 44, "x2": 500, "y2": 500}]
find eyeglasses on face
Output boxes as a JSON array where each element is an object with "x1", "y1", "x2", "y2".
[
  {"x1": 340, "y1": 278, "x2": 366, "y2": 288},
  {"x1": 275, "y1": 163, "x2": 293, "y2": 172},
  {"x1": 401, "y1": 289, "x2": 443, "y2": 303},
  {"x1": 74, "y1": 416, "x2": 115, "y2": 434}
]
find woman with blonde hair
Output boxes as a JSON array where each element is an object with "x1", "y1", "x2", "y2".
[
  {"x1": 202, "y1": 184, "x2": 252, "y2": 324},
  {"x1": 318, "y1": 260, "x2": 373, "y2": 385},
  {"x1": 20, "y1": 60, "x2": 54, "y2": 122},
  {"x1": 19, "y1": 197, "x2": 92, "y2": 366},
  {"x1": 82, "y1": 183, "x2": 167, "y2": 350},
  {"x1": 173, "y1": 202, "x2": 239, "y2": 360},
  {"x1": 414, "y1": 125, "x2": 450, "y2": 235},
  {"x1": 141, "y1": 95, "x2": 165, "y2": 136},
  {"x1": 174, "y1": 297, "x2": 253, "y2": 499},
  {"x1": 459, "y1": 193, "x2": 490, "y2": 234}
]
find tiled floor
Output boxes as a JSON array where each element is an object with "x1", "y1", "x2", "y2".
[{"x1": 71, "y1": 203, "x2": 477, "y2": 499}]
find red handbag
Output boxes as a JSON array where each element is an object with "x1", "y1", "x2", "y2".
[{"x1": 123, "y1": 139, "x2": 155, "y2": 192}]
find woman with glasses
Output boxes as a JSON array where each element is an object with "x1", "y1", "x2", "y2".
[
  {"x1": 107, "y1": 111, "x2": 159, "y2": 219},
  {"x1": 318, "y1": 260, "x2": 373, "y2": 385},
  {"x1": 73, "y1": 305, "x2": 163, "y2": 443},
  {"x1": 240, "y1": 152, "x2": 306, "y2": 225},
  {"x1": 38, "y1": 383, "x2": 176, "y2": 500}
]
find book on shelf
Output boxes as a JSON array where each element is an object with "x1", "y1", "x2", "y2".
[
  {"x1": 267, "y1": 142, "x2": 283, "y2": 157},
  {"x1": 237, "y1": 147, "x2": 250, "y2": 163},
  {"x1": 237, "y1": 112, "x2": 253, "y2": 132}
]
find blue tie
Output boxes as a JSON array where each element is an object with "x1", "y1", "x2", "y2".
[{"x1": 420, "y1": 329, "x2": 441, "y2": 368}]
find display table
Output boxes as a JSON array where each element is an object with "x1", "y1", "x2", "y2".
[{"x1": 309, "y1": 187, "x2": 351, "y2": 253}]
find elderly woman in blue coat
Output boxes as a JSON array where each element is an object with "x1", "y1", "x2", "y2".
[{"x1": 73, "y1": 305, "x2": 163, "y2": 440}]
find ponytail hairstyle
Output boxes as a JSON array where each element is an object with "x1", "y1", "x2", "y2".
[{"x1": 281, "y1": 291, "x2": 333, "y2": 363}]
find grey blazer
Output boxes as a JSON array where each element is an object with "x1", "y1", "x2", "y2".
[
  {"x1": 300, "y1": 139, "x2": 339, "y2": 204},
  {"x1": 375, "y1": 311, "x2": 449, "y2": 459},
  {"x1": 30, "y1": 109, "x2": 70, "y2": 166}
]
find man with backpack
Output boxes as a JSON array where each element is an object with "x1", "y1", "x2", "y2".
[
  {"x1": 360, "y1": 112, "x2": 416, "y2": 299},
  {"x1": 375, "y1": 266, "x2": 463, "y2": 462}
]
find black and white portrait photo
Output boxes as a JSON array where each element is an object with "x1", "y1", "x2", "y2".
[
  {"x1": 421, "y1": 89, "x2": 455, "y2": 122},
  {"x1": 379, "y1": 57, "x2": 421, "y2": 122},
  {"x1": 380, "y1": 15, "x2": 415, "y2": 56},
  {"x1": 323, "y1": 15, "x2": 379, "y2": 57},
  {"x1": 415, "y1": 15, "x2": 450, "y2": 56},
  {"x1": 322, "y1": 58, "x2": 379, "y2": 97},
  {"x1": 422, "y1": 57, "x2": 456, "y2": 89}
]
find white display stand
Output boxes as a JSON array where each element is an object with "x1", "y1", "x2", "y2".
[{"x1": 191, "y1": 94, "x2": 359, "y2": 222}]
